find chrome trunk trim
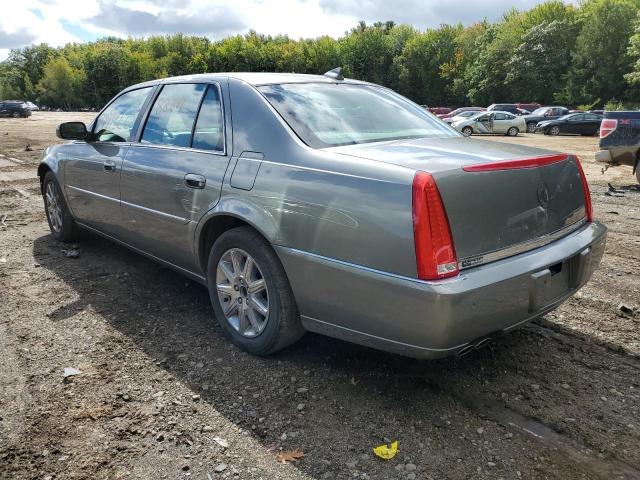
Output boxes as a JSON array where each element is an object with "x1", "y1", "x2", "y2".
[{"x1": 458, "y1": 218, "x2": 588, "y2": 270}]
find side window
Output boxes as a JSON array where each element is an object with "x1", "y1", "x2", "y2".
[
  {"x1": 494, "y1": 113, "x2": 506, "y2": 120},
  {"x1": 192, "y1": 85, "x2": 225, "y2": 152},
  {"x1": 93, "y1": 87, "x2": 152, "y2": 142},
  {"x1": 141, "y1": 83, "x2": 206, "y2": 148},
  {"x1": 505, "y1": 113, "x2": 515, "y2": 120}
]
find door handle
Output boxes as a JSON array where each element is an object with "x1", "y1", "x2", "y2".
[
  {"x1": 184, "y1": 173, "x2": 206, "y2": 189},
  {"x1": 103, "y1": 160, "x2": 116, "y2": 172}
]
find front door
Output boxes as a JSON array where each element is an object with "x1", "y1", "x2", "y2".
[
  {"x1": 491, "y1": 112, "x2": 510, "y2": 133},
  {"x1": 119, "y1": 82, "x2": 230, "y2": 272},
  {"x1": 476, "y1": 114, "x2": 493, "y2": 133},
  {"x1": 64, "y1": 87, "x2": 154, "y2": 234}
]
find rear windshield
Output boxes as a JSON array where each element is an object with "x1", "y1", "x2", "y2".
[{"x1": 258, "y1": 83, "x2": 458, "y2": 148}]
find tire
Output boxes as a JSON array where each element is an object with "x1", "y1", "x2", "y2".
[
  {"x1": 11, "y1": 112, "x2": 19, "y2": 118},
  {"x1": 462, "y1": 126, "x2": 473, "y2": 137},
  {"x1": 549, "y1": 125, "x2": 560, "y2": 136},
  {"x1": 507, "y1": 127, "x2": 519, "y2": 136},
  {"x1": 526, "y1": 122, "x2": 536, "y2": 133},
  {"x1": 42, "y1": 171, "x2": 82, "y2": 242},
  {"x1": 207, "y1": 226, "x2": 304, "y2": 355},
  {"x1": 636, "y1": 168, "x2": 640, "y2": 185}
]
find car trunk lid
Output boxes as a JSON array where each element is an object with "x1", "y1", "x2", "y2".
[{"x1": 328, "y1": 137, "x2": 588, "y2": 268}]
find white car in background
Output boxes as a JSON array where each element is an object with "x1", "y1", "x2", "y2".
[{"x1": 452, "y1": 111, "x2": 526, "y2": 136}]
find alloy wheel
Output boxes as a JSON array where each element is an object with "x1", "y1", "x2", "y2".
[
  {"x1": 527, "y1": 123, "x2": 536, "y2": 133},
  {"x1": 216, "y1": 248, "x2": 270, "y2": 338},
  {"x1": 45, "y1": 181, "x2": 63, "y2": 233},
  {"x1": 550, "y1": 126, "x2": 560, "y2": 136}
]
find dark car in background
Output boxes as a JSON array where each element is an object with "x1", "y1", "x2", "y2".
[
  {"x1": 596, "y1": 111, "x2": 640, "y2": 183},
  {"x1": 522, "y1": 106, "x2": 570, "y2": 133},
  {"x1": 536, "y1": 112, "x2": 602, "y2": 136},
  {"x1": 487, "y1": 103, "x2": 519, "y2": 115},
  {"x1": 0, "y1": 101, "x2": 32, "y2": 118}
]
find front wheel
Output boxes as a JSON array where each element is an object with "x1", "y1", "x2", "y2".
[
  {"x1": 507, "y1": 127, "x2": 519, "y2": 136},
  {"x1": 207, "y1": 226, "x2": 304, "y2": 355},
  {"x1": 526, "y1": 122, "x2": 536, "y2": 133},
  {"x1": 462, "y1": 126, "x2": 473, "y2": 137},
  {"x1": 42, "y1": 172, "x2": 82, "y2": 242},
  {"x1": 548, "y1": 125, "x2": 560, "y2": 136}
]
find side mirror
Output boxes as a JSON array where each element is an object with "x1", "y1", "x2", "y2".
[{"x1": 57, "y1": 122, "x2": 88, "y2": 140}]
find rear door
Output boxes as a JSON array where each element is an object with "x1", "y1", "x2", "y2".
[
  {"x1": 64, "y1": 86, "x2": 154, "y2": 234},
  {"x1": 584, "y1": 114, "x2": 601, "y2": 135},
  {"x1": 119, "y1": 81, "x2": 231, "y2": 272}
]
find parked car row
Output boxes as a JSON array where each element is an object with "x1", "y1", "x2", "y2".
[{"x1": 429, "y1": 103, "x2": 605, "y2": 137}]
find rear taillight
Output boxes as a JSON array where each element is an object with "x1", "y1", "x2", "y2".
[
  {"x1": 574, "y1": 156, "x2": 593, "y2": 222},
  {"x1": 599, "y1": 119, "x2": 617, "y2": 138},
  {"x1": 412, "y1": 172, "x2": 459, "y2": 280}
]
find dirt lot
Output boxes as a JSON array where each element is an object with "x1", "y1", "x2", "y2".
[{"x1": 0, "y1": 113, "x2": 638, "y2": 480}]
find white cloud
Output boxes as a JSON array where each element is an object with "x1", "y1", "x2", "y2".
[{"x1": 0, "y1": 0, "x2": 575, "y2": 60}]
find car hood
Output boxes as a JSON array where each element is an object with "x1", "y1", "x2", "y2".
[{"x1": 324, "y1": 137, "x2": 557, "y2": 174}]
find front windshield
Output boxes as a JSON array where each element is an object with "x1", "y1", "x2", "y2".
[
  {"x1": 531, "y1": 107, "x2": 547, "y2": 115},
  {"x1": 258, "y1": 83, "x2": 459, "y2": 148}
]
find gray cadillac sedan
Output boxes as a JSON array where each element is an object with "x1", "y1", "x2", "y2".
[{"x1": 38, "y1": 71, "x2": 607, "y2": 359}]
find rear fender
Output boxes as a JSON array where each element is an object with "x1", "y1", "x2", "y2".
[{"x1": 193, "y1": 195, "x2": 281, "y2": 273}]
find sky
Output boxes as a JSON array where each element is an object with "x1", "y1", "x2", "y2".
[{"x1": 0, "y1": 0, "x2": 571, "y2": 60}]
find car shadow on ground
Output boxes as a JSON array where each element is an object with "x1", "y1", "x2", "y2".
[{"x1": 31, "y1": 232, "x2": 638, "y2": 478}]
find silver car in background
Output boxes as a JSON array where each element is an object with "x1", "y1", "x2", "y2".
[
  {"x1": 39, "y1": 72, "x2": 606, "y2": 359},
  {"x1": 452, "y1": 111, "x2": 526, "y2": 137}
]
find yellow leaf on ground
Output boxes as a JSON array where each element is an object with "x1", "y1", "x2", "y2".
[
  {"x1": 276, "y1": 449, "x2": 305, "y2": 464},
  {"x1": 373, "y1": 441, "x2": 399, "y2": 460}
]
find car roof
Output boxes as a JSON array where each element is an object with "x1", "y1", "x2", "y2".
[{"x1": 125, "y1": 72, "x2": 372, "y2": 91}]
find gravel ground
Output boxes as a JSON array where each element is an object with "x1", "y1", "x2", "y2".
[{"x1": 0, "y1": 113, "x2": 638, "y2": 480}]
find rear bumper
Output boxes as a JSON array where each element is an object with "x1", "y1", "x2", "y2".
[
  {"x1": 595, "y1": 147, "x2": 635, "y2": 166},
  {"x1": 276, "y1": 221, "x2": 607, "y2": 359}
]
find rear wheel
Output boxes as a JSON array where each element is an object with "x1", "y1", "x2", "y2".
[
  {"x1": 462, "y1": 126, "x2": 473, "y2": 137},
  {"x1": 526, "y1": 122, "x2": 536, "y2": 133},
  {"x1": 11, "y1": 112, "x2": 19, "y2": 118},
  {"x1": 42, "y1": 172, "x2": 82, "y2": 242},
  {"x1": 207, "y1": 226, "x2": 304, "y2": 355},
  {"x1": 507, "y1": 127, "x2": 519, "y2": 136},
  {"x1": 549, "y1": 125, "x2": 560, "y2": 136}
]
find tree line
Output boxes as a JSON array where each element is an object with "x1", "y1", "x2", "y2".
[{"x1": 2, "y1": 0, "x2": 640, "y2": 110}]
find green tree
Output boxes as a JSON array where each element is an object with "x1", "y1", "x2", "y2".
[
  {"x1": 559, "y1": 0, "x2": 639, "y2": 104},
  {"x1": 505, "y1": 19, "x2": 579, "y2": 103},
  {"x1": 37, "y1": 57, "x2": 83, "y2": 109},
  {"x1": 397, "y1": 25, "x2": 460, "y2": 105}
]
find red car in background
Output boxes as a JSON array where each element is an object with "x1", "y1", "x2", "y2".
[
  {"x1": 439, "y1": 106, "x2": 485, "y2": 120},
  {"x1": 516, "y1": 102, "x2": 541, "y2": 112},
  {"x1": 429, "y1": 107, "x2": 452, "y2": 116}
]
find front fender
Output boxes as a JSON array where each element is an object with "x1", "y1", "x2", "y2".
[{"x1": 37, "y1": 144, "x2": 67, "y2": 190}]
